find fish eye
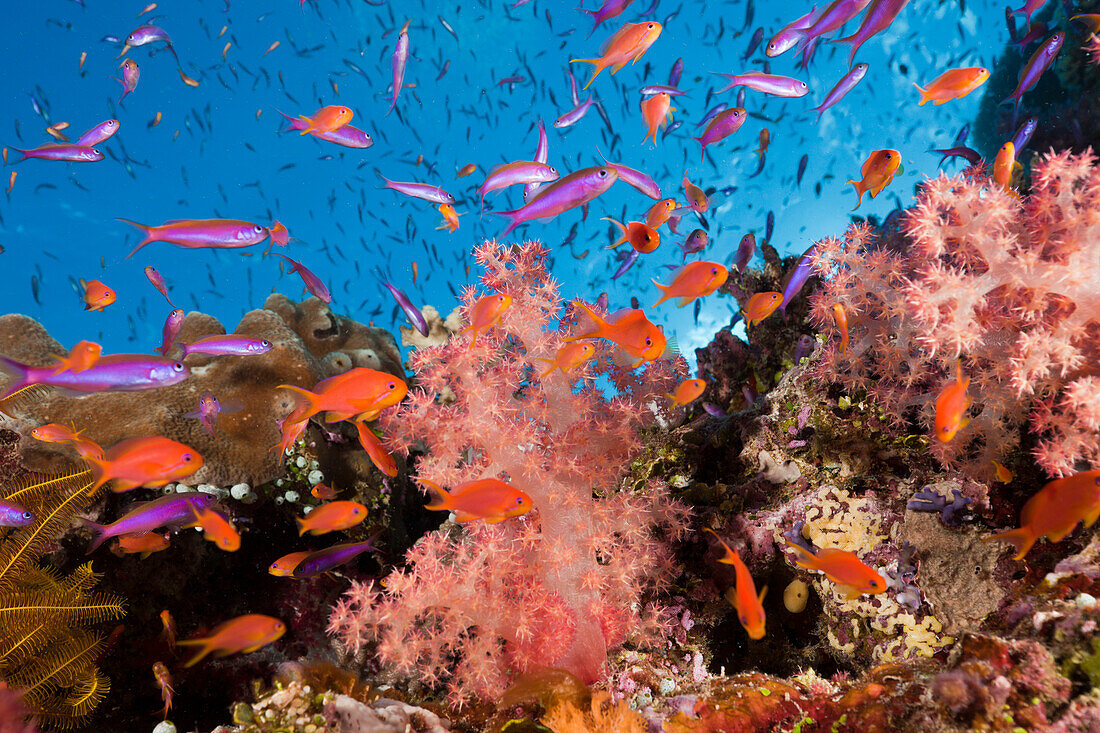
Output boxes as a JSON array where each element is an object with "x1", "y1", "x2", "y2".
[
  {"x1": 182, "y1": 453, "x2": 193, "y2": 462},
  {"x1": 172, "y1": 362, "x2": 185, "y2": 372},
  {"x1": 388, "y1": 382, "x2": 396, "y2": 389},
  {"x1": 740, "y1": 614, "x2": 748, "y2": 625},
  {"x1": 253, "y1": 225, "x2": 265, "y2": 233},
  {"x1": 22, "y1": 511, "x2": 32, "y2": 520},
  {"x1": 92, "y1": 148, "x2": 102, "y2": 155},
  {"x1": 598, "y1": 169, "x2": 608, "y2": 177},
  {"x1": 711, "y1": 268, "x2": 718, "y2": 274},
  {"x1": 260, "y1": 339, "x2": 272, "y2": 348},
  {"x1": 645, "y1": 337, "x2": 652, "y2": 345}
]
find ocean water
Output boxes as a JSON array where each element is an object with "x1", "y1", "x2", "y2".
[{"x1": 0, "y1": 0, "x2": 1013, "y2": 366}]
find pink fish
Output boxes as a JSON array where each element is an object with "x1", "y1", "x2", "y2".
[
  {"x1": 0, "y1": 354, "x2": 188, "y2": 399},
  {"x1": 275, "y1": 254, "x2": 332, "y2": 303},
  {"x1": 178, "y1": 335, "x2": 273, "y2": 357},
  {"x1": 118, "y1": 218, "x2": 270, "y2": 258},
  {"x1": 387, "y1": 20, "x2": 411, "y2": 115},
  {"x1": 714, "y1": 71, "x2": 809, "y2": 97},
  {"x1": 766, "y1": 6, "x2": 825, "y2": 57},
  {"x1": 377, "y1": 172, "x2": 455, "y2": 205},
  {"x1": 553, "y1": 95, "x2": 594, "y2": 129},
  {"x1": 494, "y1": 166, "x2": 618, "y2": 236},
  {"x1": 76, "y1": 119, "x2": 120, "y2": 146},
  {"x1": 184, "y1": 392, "x2": 245, "y2": 437},
  {"x1": 523, "y1": 119, "x2": 550, "y2": 201},
  {"x1": 144, "y1": 266, "x2": 173, "y2": 305},
  {"x1": 595, "y1": 152, "x2": 661, "y2": 198},
  {"x1": 580, "y1": 0, "x2": 635, "y2": 38},
  {"x1": 691, "y1": 107, "x2": 746, "y2": 161},
  {"x1": 115, "y1": 59, "x2": 141, "y2": 103},
  {"x1": 11, "y1": 144, "x2": 103, "y2": 163},
  {"x1": 156, "y1": 308, "x2": 185, "y2": 356},
  {"x1": 276, "y1": 111, "x2": 373, "y2": 149},
  {"x1": 478, "y1": 161, "x2": 558, "y2": 212},
  {"x1": 833, "y1": 0, "x2": 912, "y2": 66}
]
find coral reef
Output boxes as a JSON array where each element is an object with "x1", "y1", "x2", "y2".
[{"x1": 327, "y1": 241, "x2": 691, "y2": 703}]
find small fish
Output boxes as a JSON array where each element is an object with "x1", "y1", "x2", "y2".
[
  {"x1": 992, "y1": 461, "x2": 1013, "y2": 484},
  {"x1": 682, "y1": 175, "x2": 709, "y2": 213},
  {"x1": 51, "y1": 340, "x2": 101, "y2": 375},
  {"x1": 177, "y1": 614, "x2": 286, "y2": 667},
  {"x1": 679, "y1": 229, "x2": 709, "y2": 258},
  {"x1": 386, "y1": 20, "x2": 411, "y2": 115},
  {"x1": 706, "y1": 529, "x2": 766, "y2": 639},
  {"x1": 183, "y1": 392, "x2": 244, "y2": 436},
  {"x1": 668, "y1": 378, "x2": 706, "y2": 408},
  {"x1": 276, "y1": 111, "x2": 374, "y2": 149},
  {"x1": 178, "y1": 335, "x2": 272, "y2": 357},
  {"x1": 83, "y1": 493, "x2": 216, "y2": 552},
  {"x1": 495, "y1": 167, "x2": 618, "y2": 236},
  {"x1": 640, "y1": 93, "x2": 674, "y2": 145},
  {"x1": 0, "y1": 353, "x2": 188, "y2": 398},
  {"x1": 733, "y1": 233, "x2": 756, "y2": 273},
  {"x1": 914, "y1": 67, "x2": 989, "y2": 105},
  {"x1": 86, "y1": 436, "x2": 202, "y2": 493},
  {"x1": 114, "y1": 531, "x2": 170, "y2": 558},
  {"x1": 268, "y1": 221, "x2": 290, "y2": 247},
  {"x1": 437, "y1": 203, "x2": 461, "y2": 233},
  {"x1": 191, "y1": 505, "x2": 240, "y2": 551},
  {"x1": 115, "y1": 59, "x2": 140, "y2": 103},
  {"x1": 118, "y1": 218, "x2": 269, "y2": 259},
  {"x1": 691, "y1": 107, "x2": 746, "y2": 161},
  {"x1": 354, "y1": 422, "x2": 397, "y2": 477},
  {"x1": 291, "y1": 539, "x2": 379, "y2": 578},
  {"x1": 1004, "y1": 32, "x2": 1063, "y2": 126},
  {"x1": 377, "y1": 172, "x2": 455, "y2": 205},
  {"x1": 847, "y1": 149, "x2": 900, "y2": 210},
  {"x1": 533, "y1": 342, "x2": 596, "y2": 378},
  {"x1": 160, "y1": 609, "x2": 176, "y2": 648},
  {"x1": 741, "y1": 292, "x2": 782, "y2": 326},
  {"x1": 144, "y1": 266, "x2": 172, "y2": 305},
  {"x1": 461, "y1": 293, "x2": 513, "y2": 347},
  {"x1": 478, "y1": 161, "x2": 559, "y2": 211},
  {"x1": 311, "y1": 483, "x2": 337, "y2": 501},
  {"x1": 0, "y1": 500, "x2": 34, "y2": 528},
  {"x1": 570, "y1": 21, "x2": 663, "y2": 89},
  {"x1": 456, "y1": 163, "x2": 477, "y2": 178},
  {"x1": 603, "y1": 217, "x2": 660, "y2": 253},
  {"x1": 832, "y1": 303, "x2": 849, "y2": 354},
  {"x1": 420, "y1": 478, "x2": 533, "y2": 523},
  {"x1": 275, "y1": 254, "x2": 331, "y2": 303},
  {"x1": 11, "y1": 143, "x2": 104, "y2": 163},
  {"x1": 933, "y1": 360, "x2": 970, "y2": 443},
  {"x1": 984, "y1": 470, "x2": 1100, "y2": 559},
  {"x1": 81, "y1": 279, "x2": 116, "y2": 311},
  {"x1": 178, "y1": 69, "x2": 200, "y2": 87},
  {"x1": 278, "y1": 368, "x2": 407, "y2": 424},
  {"x1": 152, "y1": 661, "x2": 173, "y2": 720},
  {"x1": 811, "y1": 64, "x2": 868, "y2": 121},
  {"x1": 645, "y1": 199, "x2": 677, "y2": 229},
  {"x1": 992, "y1": 141, "x2": 1018, "y2": 191},
  {"x1": 652, "y1": 262, "x2": 727, "y2": 307},
  {"x1": 297, "y1": 105, "x2": 353, "y2": 136},
  {"x1": 833, "y1": 0, "x2": 912, "y2": 66},
  {"x1": 76, "y1": 119, "x2": 120, "y2": 146},
  {"x1": 596, "y1": 154, "x2": 661, "y2": 198},
  {"x1": 785, "y1": 541, "x2": 887, "y2": 599},
  {"x1": 565, "y1": 300, "x2": 667, "y2": 366},
  {"x1": 156, "y1": 309, "x2": 186, "y2": 356},
  {"x1": 714, "y1": 71, "x2": 808, "y2": 97},
  {"x1": 268, "y1": 551, "x2": 311, "y2": 576}
]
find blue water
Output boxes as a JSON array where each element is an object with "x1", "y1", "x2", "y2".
[{"x1": 0, "y1": 0, "x2": 1006, "y2": 366}]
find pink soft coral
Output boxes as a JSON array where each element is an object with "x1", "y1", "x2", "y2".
[
  {"x1": 327, "y1": 240, "x2": 690, "y2": 703},
  {"x1": 810, "y1": 149, "x2": 1100, "y2": 479}
]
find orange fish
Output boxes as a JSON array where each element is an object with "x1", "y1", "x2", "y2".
[
  {"x1": 755, "y1": 128, "x2": 771, "y2": 160},
  {"x1": 51, "y1": 340, "x2": 101, "y2": 375},
  {"x1": 456, "y1": 163, "x2": 478, "y2": 178},
  {"x1": 986, "y1": 470, "x2": 1100, "y2": 560},
  {"x1": 461, "y1": 292, "x2": 512, "y2": 347},
  {"x1": 178, "y1": 69, "x2": 200, "y2": 87},
  {"x1": 652, "y1": 261, "x2": 728, "y2": 307},
  {"x1": 278, "y1": 368, "x2": 408, "y2": 424},
  {"x1": 437, "y1": 203, "x2": 461, "y2": 232},
  {"x1": 571, "y1": 21, "x2": 663, "y2": 89},
  {"x1": 914, "y1": 67, "x2": 989, "y2": 105},
  {"x1": 785, "y1": 542, "x2": 886, "y2": 599},
  {"x1": 31, "y1": 422, "x2": 84, "y2": 444},
  {"x1": 668, "y1": 378, "x2": 706, "y2": 409},
  {"x1": 311, "y1": 482, "x2": 338, "y2": 500},
  {"x1": 847, "y1": 150, "x2": 901, "y2": 210},
  {"x1": 682, "y1": 175, "x2": 709, "y2": 213},
  {"x1": 992, "y1": 460, "x2": 1013, "y2": 484},
  {"x1": 298, "y1": 105, "x2": 353, "y2": 136},
  {"x1": 354, "y1": 421, "x2": 398, "y2": 477},
  {"x1": 992, "y1": 141, "x2": 1018, "y2": 192},
  {"x1": 191, "y1": 505, "x2": 240, "y2": 551},
  {"x1": 273, "y1": 411, "x2": 308, "y2": 461},
  {"x1": 81, "y1": 279, "x2": 116, "y2": 311},
  {"x1": 933, "y1": 360, "x2": 970, "y2": 443},
  {"x1": 264, "y1": 40, "x2": 280, "y2": 55},
  {"x1": 707, "y1": 529, "x2": 766, "y2": 640},
  {"x1": 160, "y1": 609, "x2": 176, "y2": 648},
  {"x1": 114, "y1": 532, "x2": 170, "y2": 558},
  {"x1": 152, "y1": 661, "x2": 173, "y2": 720},
  {"x1": 268, "y1": 550, "x2": 311, "y2": 576},
  {"x1": 740, "y1": 292, "x2": 783, "y2": 327},
  {"x1": 640, "y1": 93, "x2": 674, "y2": 145},
  {"x1": 420, "y1": 477, "x2": 532, "y2": 523},
  {"x1": 832, "y1": 303, "x2": 849, "y2": 355},
  {"x1": 565, "y1": 300, "x2": 667, "y2": 367},
  {"x1": 645, "y1": 198, "x2": 678, "y2": 229},
  {"x1": 533, "y1": 342, "x2": 596, "y2": 378},
  {"x1": 86, "y1": 436, "x2": 202, "y2": 493},
  {"x1": 603, "y1": 217, "x2": 660, "y2": 253},
  {"x1": 296, "y1": 500, "x2": 367, "y2": 536},
  {"x1": 177, "y1": 614, "x2": 286, "y2": 667},
  {"x1": 6, "y1": 171, "x2": 15, "y2": 195}
]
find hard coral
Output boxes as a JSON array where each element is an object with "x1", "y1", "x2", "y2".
[
  {"x1": 327, "y1": 240, "x2": 690, "y2": 703},
  {"x1": 810, "y1": 149, "x2": 1100, "y2": 481}
]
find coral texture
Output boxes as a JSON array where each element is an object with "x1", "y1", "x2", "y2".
[
  {"x1": 327, "y1": 241, "x2": 691, "y2": 703},
  {"x1": 809, "y1": 149, "x2": 1100, "y2": 480}
]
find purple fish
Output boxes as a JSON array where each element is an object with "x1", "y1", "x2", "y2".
[
  {"x1": 767, "y1": 6, "x2": 824, "y2": 57},
  {"x1": 779, "y1": 242, "x2": 819, "y2": 313},
  {"x1": 377, "y1": 172, "x2": 455, "y2": 205},
  {"x1": 123, "y1": 24, "x2": 177, "y2": 60},
  {"x1": 714, "y1": 72, "x2": 809, "y2": 97},
  {"x1": 1004, "y1": 32, "x2": 1063, "y2": 127},
  {"x1": 179, "y1": 335, "x2": 273, "y2": 357},
  {"x1": 811, "y1": 63, "x2": 868, "y2": 121},
  {"x1": 580, "y1": 0, "x2": 635, "y2": 38},
  {"x1": 115, "y1": 59, "x2": 140, "y2": 103},
  {"x1": 292, "y1": 539, "x2": 379, "y2": 578},
  {"x1": 76, "y1": 119, "x2": 120, "y2": 146},
  {"x1": 495, "y1": 166, "x2": 618, "y2": 236},
  {"x1": 184, "y1": 392, "x2": 245, "y2": 437},
  {"x1": 640, "y1": 84, "x2": 687, "y2": 97},
  {"x1": 11, "y1": 144, "x2": 103, "y2": 163},
  {"x1": 118, "y1": 218, "x2": 270, "y2": 258},
  {"x1": 696, "y1": 103, "x2": 728, "y2": 128},
  {"x1": 702, "y1": 402, "x2": 728, "y2": 418},
  {"x1": 680, "y1": 229, "x2": 709, "y2": 259},
  {"x1": 932, "y1": 146, "x2": 982, "y2": 167},
  {"x1": 742, "y1": 27, "x2": 765, "y2": 60},
  {"x1": 157, "y1": 309, "x2": 185, "y2": 356},
  {"x1": 0, "y1": 354, "x2": 188, "y2": 399},
  {"x1": 734, "y1": 232, "x2": 756, "y2": 273},
  {"x1": 554, "y1": 95, "x2": 594, "y2": 129},
  {"x1": 612, "y1": 250, "x2": 640, "y2": 279},
  {"x1": 668, "y1": 57, "x2": 683, "y2": 86},
  {"x1": 595, "y1": 153, "x2": 660, "y2": 198},
  {"x1": 691, "y1": 107, "x2": 747, "y2": 162},
  {"x1": 82, "y1": 493, "x2": 216, "y2": 553},
  {"x1": 275, "y1": 254, "x2": 332, "y2": 303},
  {"x1": 796, "y1": 154, "x2": 809, "y2": 186},
  {"x1": 1012, "y1": 117, "x2": 1038, "y2": 153},
  {"x1": 1014, "y1": 21, "x2": 1048, "y2": 52},
  {"x1": 277, "y1": 111, "x2": 373, "y2": 149},
  {"x1": 801, "y1": 0, "x2": 871, "y2": 47},
  {"x1": 0, "y1": 500, "x2": 34, "y2": 527},
  {"x1": 386, "y1": 20, "x2": 411, "y2": 115},
  {"x1": 144, "y1": 266, "x2": 173, "y2": 306},
  {"x1": 379, "y1": 278, "x2": 429, "y2": 336},
  {"x1": 479, "y1": 161, "x2": 559, "y2": 212},
  {"x1": 833, "y1": 0, "x2": 911, "y2": 66},
  {"x1": 524, "y1": 119, "x2": 550, "y2": 201}
]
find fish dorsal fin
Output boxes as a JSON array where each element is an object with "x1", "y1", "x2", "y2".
[{"x1": 758, "y1": 585, "x2": 768, "y2": 604}]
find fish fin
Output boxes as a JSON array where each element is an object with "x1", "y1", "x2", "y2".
[
  {"x1": 650, "y1": 279, "x2": 671, "y2": 308},
  {"x1": 675, "y1": 296, "x2": 693, "y2": 308},
  {"x1": 913, "y1": 83, "x2": 930, "y2": 105},
  {"x1": 837, "y1": 584, "x2": 862, "y2": 600},
  {"x1": 81, "y1": 519, "x2": 111, "y2": 554},
  {"x1": 297, "y1": 116, "x2": 314, "y2": 135},
  {"x1": 532, "y1": 357, "x2": 557, "y2": 378},
  {"x1": 983, "y1": 527, "x2": 1036, "y2": 560},
  {"x1": 662, "y1": 336, "x2": 681, "y2": 359},
  {"x1": 176, "y1": 638, "x2": 214, "y2": 668},
  {"x1": 110, "y1": 478, "x2": 145, "y2": 493},
  {"x1": 759, "y1": 585, "x2": 768, "y2": 603},
  {"x1": 419, "y1": 479, "x2": 452, "y2": 511},
  {"x1": 784, "y1": 540, "x2": 817, "y2": 570},
  {"x1": 0, "y1": 356, "x2": 32, "y2": 400},
  {"x1": 116, "y1": 218, "x2": 155, "y2": 259},
  {"x1": 324, "y1": 411, "x2": 354, "y2": 423},
  {"x1": 564, "y1": 300, "x2": 608, "y2": 341},
  {"x1": 846, "y1": 180, "x2": 866, "y2": 210},
  {"x1": 296, "y1": 516, "x2": 308, "y2": 536},
  {"x1": 220, "y1": 397, "x2": 246, "y2": 413},
  {"x1": 277, "y1": 384, "x2": 321, "y2": 419}
]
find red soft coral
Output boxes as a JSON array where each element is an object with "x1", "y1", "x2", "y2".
[
  {"x1": 810, "y1": 150, "x2": 1100, "y2": 479},
  {"x1": 327, "y1": 241, "x2": 690, "y2": 704}
]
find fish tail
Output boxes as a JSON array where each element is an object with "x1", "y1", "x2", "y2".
[
  {"x1": 690, "y1": 138, "x2": 706, "y2": 163},
  {"x1": 116, "y1": 218, "x2": 155, "y2": 258},
  {"x1": 298, "y1": 116, "x2": 314, "y2": 135},
  {"x1": 651, "y1": 278, "x2": 671, "y2": 308},
  {"x1": 846, "y1": 180, "x2": 866, "y2": 210},
  {"x1": 983, "y1": 527, "x2": 1035, "y2": 560},
  {"x1": 295, "y1": 516, "x2": 309, "y2": 536},
  {"x1": 275, "y1": 109, "x2": 302, "y2": 132},
  {"x1": 492, "y1": 208, "x2": 522, "y2": 238},
  {"x1": 83, "y1": 454, "x2": 112, "y2": 494},
  {"x1": 419, "y1": 479, "x2": 452, "y2": 511},
  {"x1": 534, "y1": 358, "x2": 557, "y2": 378},
  {"x1": 277, "y1": 384, "x2": 321, "y2": 419},
  {"x1": 176, "y1": 637, "x2": 214, "y2": 668},
  {"x1": 914, "y1": 83, "x2": 930, "y2": 106},
  {"x1": 784, "y1": 540, "x2": 818, "y2": 570},
  {"x1": 80, "y1": 519, "x2": 112, "y2": 554},
  {"x1": 565, "y1": 300, "x2": 608, "y2": 341},
  {"x1": 0, "y1": 356, "x2": 31, "y2": 400}
]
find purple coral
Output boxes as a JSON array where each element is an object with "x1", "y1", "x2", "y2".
[{"x1": 908, "y1": 487, "x2": 972, "y2": 524}]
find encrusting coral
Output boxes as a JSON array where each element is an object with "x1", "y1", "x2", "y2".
[{"x1": 326, "y1": 240, "x2": 691, "y2": 703}]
